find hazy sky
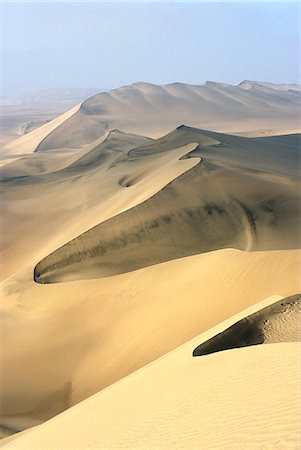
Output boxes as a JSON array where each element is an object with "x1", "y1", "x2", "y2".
[{"x1": 2, "y1": 2, "x2": 300, "y2": 96}]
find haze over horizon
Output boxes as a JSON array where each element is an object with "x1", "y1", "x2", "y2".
[{"x1": 2, "y1": 2, "x2": 299, "y2": 97}]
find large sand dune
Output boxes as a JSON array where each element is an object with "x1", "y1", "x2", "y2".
[
  {"x1": 0, "y1": 80, "x2": 300, "y2": 447},
  {"x1": 33, "y1": 127, "x2": 300, "y2": 283},
  {"x1": 34, "y1": 80, "x2": 301, "y2": 151},
  {"x1": 2, "y1": 81, "x2": 300, "y2": 158}
]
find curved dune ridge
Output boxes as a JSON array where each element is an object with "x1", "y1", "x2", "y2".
[
  {"x1": 0, "y1": 129, "x2": 198, "y2": 281},
  {"x1": 34, "y1": 126, "x2": 301, "y2": 283},
  {"x1": 0, "y1": 129, "x2": 152, "y2": 179},
  {"x1": 1, "y1": 295, "x2": 300, "y2": 449},
  {"x1": 193, "y1": 294, "x2": 301, "y2": 356}
]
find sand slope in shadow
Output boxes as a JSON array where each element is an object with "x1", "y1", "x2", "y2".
[
  {"x1": 193, "y1": 294, "x2": 301, "y2": 356},
  {"x1": 34, "y1": 128, "x2": 301, "y2": 283}
]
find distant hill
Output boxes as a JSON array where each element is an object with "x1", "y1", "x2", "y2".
[{"x1": 36, "y1": 80, "x2": 301, "y2": 150}]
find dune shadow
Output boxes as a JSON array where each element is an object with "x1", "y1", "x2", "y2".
[{"x1": 193, "y1": 294, "x2": 301, "y2": 357}]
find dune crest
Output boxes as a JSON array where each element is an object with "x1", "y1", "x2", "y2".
[
  {"x1": 2, "y1": 103, "x2": 81, "y2": 156},
  {"x1": 33, "y1": 126, "x2": 301, "y2": 283},
  {"x1": 1, "y1": 295, "x2": 300, "y2": 449},
  {"x1": 193, "y1": 294, "x2": 301, "y2": 356}
]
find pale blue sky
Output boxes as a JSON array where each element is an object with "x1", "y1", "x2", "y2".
[{"x1": 2, "y1": 2, "x2": 300, "y2": 96}]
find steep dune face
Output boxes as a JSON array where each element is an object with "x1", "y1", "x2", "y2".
[
  {"x1": 193, "y1": 294, "x2": 301, "y2": 356},
  {"x1": 0, "y1": 130, "x2": 198, "y2": 281},
  {"x1": 33, "y1": 81, "x2": 301, "y2": 151},
  {"x1": 2, "y1": 103, "x2": 81, "y2": 155},
  {"x1": 34, "y1": 127, "x2": 301, "y2": 283}
]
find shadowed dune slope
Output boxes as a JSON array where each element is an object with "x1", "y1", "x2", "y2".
[
  {"x1": 193, "y1": 294, "x2": 301, "y2": 356},
  {"x1": 34, "y1": 128, "x2": 301, "y2": 283}
]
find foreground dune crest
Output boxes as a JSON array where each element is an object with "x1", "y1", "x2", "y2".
[
  {"x1": 193, "y1": 294, "x2": 301, "y2": 356},
  {"x1": 2, "y1": 295, "x2": 300, "y2": 449}
]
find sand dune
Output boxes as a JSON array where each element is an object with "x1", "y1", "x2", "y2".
[
  {"x1": 0, "y1": 88, "x2": 103, "y2": 154},
  {"x1": 2, "y1": 103, "x2": 81, "y2": 156},
  {"x1": 2, "y1": 295, "x2": 300, "y2": 449},
  {"x1": 31, "y1": 80, "x2": 300, "y2": 152},
  {"x1": 33, "y1": 127, "x2": 300, "y2": 283},
  {"x1": 0, "y1": 129, "x2": 152, "y2": 178},
  {"x1": 0, "y1": 130, "x2": 199, "y2": 281},
  {"x1": 1, "y1": 81, "x2": 300, "y2": 446}
]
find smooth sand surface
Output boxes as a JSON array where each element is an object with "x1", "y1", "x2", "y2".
[
  {"x1": 2, "y1": 296, "x2": 300, "y2": 450},
  {"x1": 0, "y1": 81, "x2": 300, "y2": 447},
  {"x1": 1, "y1": 249, "x2": 300, "y2": 431}
]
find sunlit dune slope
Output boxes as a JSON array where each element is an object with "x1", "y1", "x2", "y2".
[
  {"x1": 2, "y1": 103, "x2": 81, "y2": 156},
  {"x1": 1, "y1": 249, "x2": 300, "y2": 430},
  {"x1": 2, "y1": 295, "x2": 300, "y2": 450}
]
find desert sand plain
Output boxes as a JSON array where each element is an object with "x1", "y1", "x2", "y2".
[{"x1": 0, "y1": 81, "x2": 300, "y2": 449}]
